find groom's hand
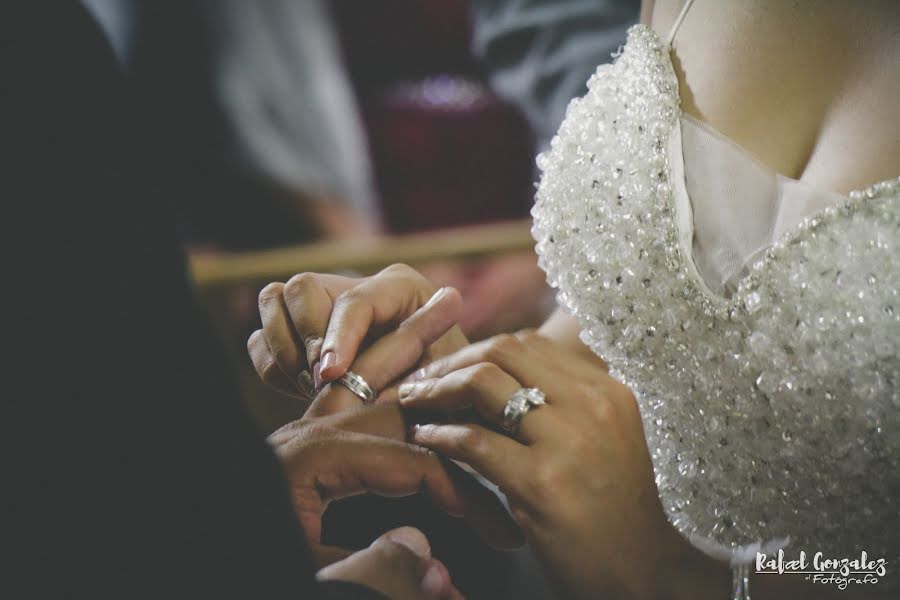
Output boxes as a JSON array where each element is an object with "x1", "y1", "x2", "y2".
[
  {"x1": 248, "y1": 264, "x2": 469, "y2": 406},
  {"x1": 269, "y1": 403, "x2": 524, "y2": 551}
]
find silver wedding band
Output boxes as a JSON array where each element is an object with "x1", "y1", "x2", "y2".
[
  {"x1": 501, "y1": 387, "x2": 546, "y2": 436},
  {"x1": 335, "y1": 370, "x2": 377, "y2": 404}
]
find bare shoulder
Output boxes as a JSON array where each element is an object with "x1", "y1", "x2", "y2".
[
  {"x1": 538, "y1": 309, "x2": 608, "y2": 369},
  {"x1": 646, "y1": 0, "x2": 899, "y2": 192}
]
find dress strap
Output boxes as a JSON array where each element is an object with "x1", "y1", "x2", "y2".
[{"x1": 666, "y1": 0, "x2": 696, "y2": 45}]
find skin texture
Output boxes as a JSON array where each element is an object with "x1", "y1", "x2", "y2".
[{"x1": 648, "y1": 0, "x2": 899, "y2": 194}]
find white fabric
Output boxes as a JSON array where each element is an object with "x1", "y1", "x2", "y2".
[
  {"x1": 206, "y1": 0, "x2": 379, "y2": 220},
  {"x1": 679, "y1": 115, "x2": 845, "y2": 296}
]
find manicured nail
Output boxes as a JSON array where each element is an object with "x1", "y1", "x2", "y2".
[
  {"x1": 398, "y1": 383, "x2": 416, "y2": 402},
  {"x1": 312, "y1": 362, "x2": 321, "y2": 390},
  {"x1": 423, "y1": 287, "x2": 448, "y2": 309},
  {"x1": 319, "y1": 351, "x2": 338, "y2": 379},
  {"x1": 411, "y1": 423, "x2": 434, "y2": 440},
  {"x1": 421, "y1": 562, "x2": 448, "y2": 596}
]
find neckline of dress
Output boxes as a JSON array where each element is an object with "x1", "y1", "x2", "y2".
[
  {"x1": 631, "y1": 24, "x2": 899, "y2": 308},
  {"x1": 643, "y1": 23, "x2": 897, "y2": 197}
]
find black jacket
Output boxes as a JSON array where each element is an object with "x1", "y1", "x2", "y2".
[{"x1": 1, "y1": 2, "x2": 382, "y2": 598}]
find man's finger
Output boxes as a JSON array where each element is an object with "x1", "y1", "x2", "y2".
[
  {"x1": 408, "y1": 333, "x2": 572, "y2": 404},
  {"x1": 247, "y1": 329, "x2": 308, "y2": 400},
  {"x1": 258, "y1": 282, "x2": 307, "y2": 383},
  {"x1": 283, "y1": 272, "x2": 355, "y2": 388}
]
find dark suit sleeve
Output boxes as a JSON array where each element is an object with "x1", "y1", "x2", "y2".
[{"x1": 0, "y1": 3, "x2": 382, "y2": 598}]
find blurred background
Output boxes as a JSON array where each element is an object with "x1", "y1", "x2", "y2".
[
  {"x1": 83, "y1": 0, "x2": 638, "y2": 434},
  {"x1": 79, "y1": 0, "x2": 638, "y2": 597}
]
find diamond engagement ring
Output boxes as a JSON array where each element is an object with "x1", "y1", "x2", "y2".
[
  {"x1": 335, "y1": 370, "x2": 376, "y2": 404},
  {"x1": 501, "y1": 387, "x2": 546, "y2": 436}
]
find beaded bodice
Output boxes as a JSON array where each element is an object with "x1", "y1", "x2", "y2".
[{"x1": 532, "y1": 25, "x2": 900, "y2": 571}]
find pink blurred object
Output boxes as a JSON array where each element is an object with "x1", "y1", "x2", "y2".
[
  {"x1": 368, "y1": 76, "x2": 534, "y2": 233},
  {"x1": 332, "y1": 0, "x2": 536, "y2": 234}
]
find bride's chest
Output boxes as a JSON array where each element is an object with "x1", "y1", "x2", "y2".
[{"x1": 531, "y1": 22, "x2": 899, "y2": 510}]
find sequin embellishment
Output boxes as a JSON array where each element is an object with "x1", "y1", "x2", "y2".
[{"x1": 532, "y1": 25, "x2": 899, "y2": 571}]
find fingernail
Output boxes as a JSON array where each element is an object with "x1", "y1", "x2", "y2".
[
  {"x1": 312, "y1": 362, "x2": 321, "y2": 390},
  {"x1": 411, "y1": 368, "x2": 428, "y2": 382},
  {"x1": 382, "y1": 527, "x2": 430, "y2": 558},
  {"x1": 398, "y1": 382, "x2": 416, "y2": 402},
  {"x1": 423, "y1": 287, "x2": 448, "y2": 309},
  {"x1": 421, "y1": 562, "x2": 448, "y2": 596},
  {"x1": 319, "y1": 351, "x2": 338, "y2": 379},
  {"x1": 411, "y1": 423, "x2": 434, "y2": 440}
]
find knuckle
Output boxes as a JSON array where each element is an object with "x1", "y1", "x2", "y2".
[
  {"x1": 257, "y1": 282, "x2": 285, "y2": 306},
  {"x1": 515, "y1": 328, "x2": 539, "y2": 342},
  {"x1": 467, "y1": 363, "x2": 503, "y2": 391},
  {"x1": 566, "y1": 430, "x2": 595, "y2": 459},
  {"x1": 587, "y1": 394, "x2": 617, "y2": 427},
  {"x1": 284, "y1": 272, "x2": 317, "y2": 298},
  {"x1": 531, "y1": 461, "x2": 565, "y2": 499},
  {"x1": 269, "y1": 344, "x2": 296, "y2": 372},
  {"x1": 247, "y1": 329, "x2": 263, "y2": 354},
  {"x1": 485, "y1": 333, "x2": 521, "y2": 363},
  {"x1": 334, "y1": 286, "x2": 365, "y2": 308},
  {"x1": 454, "y1": 427, "x2": 487, "y2": 456},
  {"x1": 259, "y1": 355, "x2": 283, "y2": 384},
  {"x1": 369, "y1": 539, "x2": 419, "y2": 572},
  {"x1": 382, "y1": 262, "x2": 414, "y2": 277}
]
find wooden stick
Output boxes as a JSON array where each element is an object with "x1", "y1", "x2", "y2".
[{"x1": 190, "y1": 219, "x2": 535, "y2": 288}]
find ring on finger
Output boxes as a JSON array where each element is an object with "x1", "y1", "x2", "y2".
[
  {"x1": 500, "y1": 387, "x2": 546, "y2": 437},
  {"x1": 335, "y1": 370, "x2": 377, "y2": 404}
]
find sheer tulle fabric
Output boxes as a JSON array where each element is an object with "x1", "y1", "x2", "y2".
[{"x1": 679, "y1": 115, "x2": 845, "y2": 296}]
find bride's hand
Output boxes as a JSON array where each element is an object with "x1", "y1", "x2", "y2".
[
  {"x1": 400, "y1": 331, "x2": 722, "y2": 600},
  {"x1": 248, "y1": 264, "x2": 468, "y2": 411}
]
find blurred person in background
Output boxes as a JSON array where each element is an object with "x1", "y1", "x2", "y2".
[
  {"x1": 470, "y1": 0, "x2": 640, "y2": 151},
  {"x1": 83, "y1": 0, "x2": 378, "y2": 246}
]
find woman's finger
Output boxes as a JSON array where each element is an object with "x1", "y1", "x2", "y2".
[
  {"x1": 399, "y1": 362, "x2": 556, "y2": 444},
  {"x1": 306, "y1": 287, "x2": 463, "y2": 416},
  {"x1": 319, "y1": 263, "x2": 438, "y2": 383},
  {"x1": 282, "y1": 272, "x2": 356, "y2": 387},
  {"x1": 411, "y1": 422, "x2": 531, "y2": 501},
  {"x1": 247, "y1": 329, "x2": 309, "y2": 400},
  {"x1": 409, "y1": 332, "x2": 572, "y2": 405}
]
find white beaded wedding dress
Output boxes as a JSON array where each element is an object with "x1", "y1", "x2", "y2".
[{"x1": 531, "y1": 18, "x2": 899, "y2": 589}]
